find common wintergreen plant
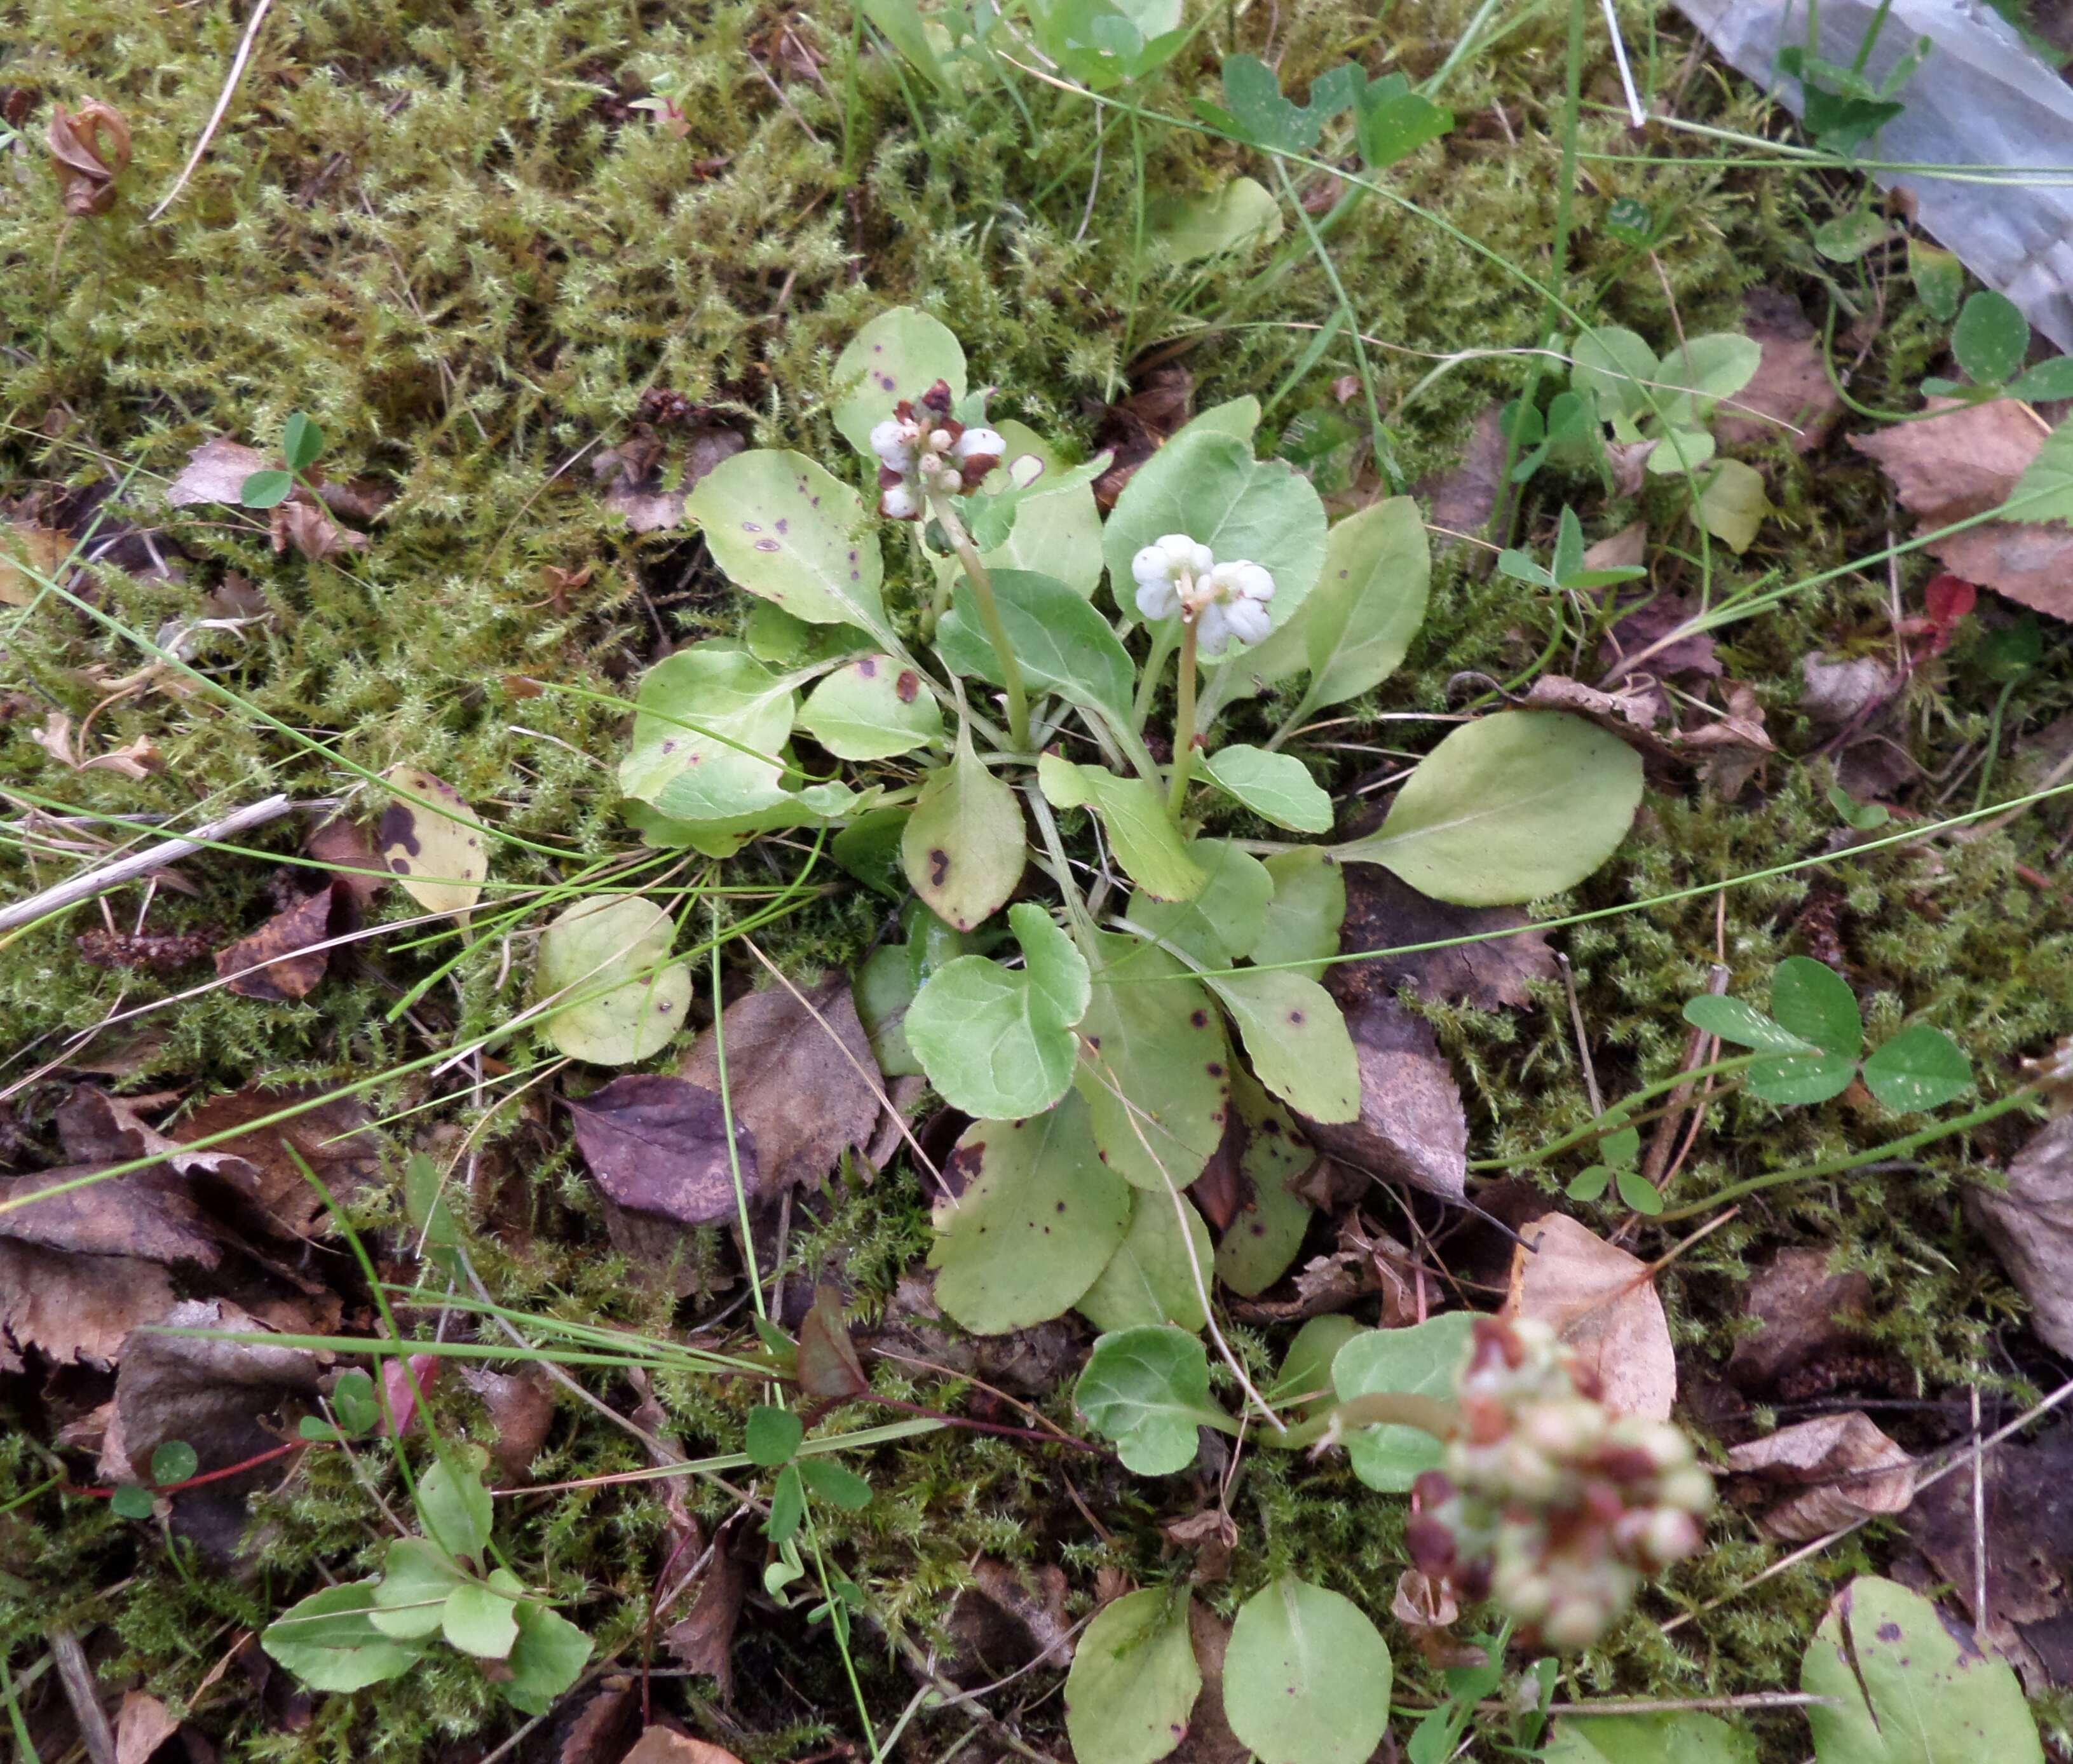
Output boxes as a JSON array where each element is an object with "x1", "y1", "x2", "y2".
[{"x1": 608, "y1": 304, "x2": 1645, "y2": 1327}]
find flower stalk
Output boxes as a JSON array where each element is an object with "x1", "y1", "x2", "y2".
[
  {"x1": 1167, "y1": 616, "x2": 1199, "y2": 817},
  {"x1": 929, "y1": 492, "x2": 1031, "y2": 753}
]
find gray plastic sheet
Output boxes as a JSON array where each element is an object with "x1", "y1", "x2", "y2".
[{"x1": 1674, "y1": 0, "x2": 2073, "y2": 348}]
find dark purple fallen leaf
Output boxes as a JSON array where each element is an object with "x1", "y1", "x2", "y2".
[
  {"x1": 1329, "y1": 867, "x2": 1554, "y2": 1012},
  {"x1": 566, "y1": 1074, "x2": 758, "y2": 1226}
]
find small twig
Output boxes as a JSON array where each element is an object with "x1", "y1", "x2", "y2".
[
  {"x1": 50, "y1": 1629, "x2": 116, "y2": 1764},
  {"x1": 0, "y1": 794, "x2": 296, "y2": 933},
  {"x1": 1555, "y1": 952, "x2": 1601, "y2": 1115},
  {"x1": 1640, "y1": 963, "x2": 1729, "y2": 1190},
  {"x1": 1971, "y1": 1385, "x2": 1988, "y2": 1629},
  {"x1": 1533, "y1": 1693, "x2": 1838, "y2": 1716},
  {"x1": 146, "y1": 0, "x2": 276, "y2": 222}
]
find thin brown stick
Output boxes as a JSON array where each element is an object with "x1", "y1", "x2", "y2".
[
  {"x1": 50, "y1": 1629, "x2": 116, "y2": 1764},
  {"x1": 1641, "y1": 962, "x2": 1730, "y2": 1190}
]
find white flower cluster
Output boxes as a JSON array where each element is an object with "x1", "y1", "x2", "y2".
[
  {"x1": 1129, "y1": 533, "x2": 1275, "y2": 656},
  {"x1": 1406, "y1": 1316, "x2": 1712, "y2": 1651},
  {"x1": 868, "y1": 381, "x2": 1004, "y2": 521}
]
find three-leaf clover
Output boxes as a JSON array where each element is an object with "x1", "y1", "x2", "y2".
[
  {"x1": 1683, "y1": 957, "x2": 1972, "y2": 1109},
  {"x1": 1497, "y1": 506, "x2": 1648, "y2": 594},
  {"x1": 1924, "y1": 292, "x2": 2073, "y2": 404},
  {"x1": 1565, "y1": 1121, "x2": 1659, "y2": 1215},
  {"x1": 240, "y1": 411, "x2": 325, "y2": 509}
]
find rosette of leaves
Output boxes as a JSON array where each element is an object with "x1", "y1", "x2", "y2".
[
  {"x1": 261, "y1": 1448, "x2": 589, "y2": 1710},
  {"x1": 613, "y1": 307, "x2": 1646, "y2": 1329}
]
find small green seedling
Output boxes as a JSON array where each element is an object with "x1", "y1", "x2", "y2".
[
  {"x1": 299, "y1": 1368, "x2": 383, "y2": 1442},
  {"x1": 1776, "y1": 32, "x2": 1929, "y2": 158},
  {"x1": 239, "y1": 411, "x2": 326, "y2": 510},
  {"x1": 261, "y1": 1446, "x2": 590, "y2": 1710},
  {"x1": 1826, "y1": 782, "x2": 1891, "y2": 831},
  {"x1": 111, "y1": 1439, "x2": 200, "y2": 1518},
  {"x1": 1683, "y1": 956, "x2": 1972, "y2": 1109},
  {"x1": 1497, "y1": 506, "x2": 1648, "y2": 594},
  {"x1": 1564, "y1": 1120, "x2": 1659, "y2": 1214}
]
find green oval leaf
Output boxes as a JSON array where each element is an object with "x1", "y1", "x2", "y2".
[
  {"x1": 150, "y1": 1439, "x2": 198, "y2": 1486},
  {"x1": 1040, "y1": 756, "x2": 1206, "y2": 902},
  {"x1": 1148, "y1": 175, "x2": 1283, "y2": 262},
  {"x1": 418, "y1": 1449, "x2": 493, "y2": 1561},
  {"x1": 1074, "y1": 932, "x2": 1230, "y2": 1191},
  {"x1": 1064, "y1": 1589, "x2": 1202, "y2": 1764},
  {"x1": 1102, "y1": 428, "x2": 1328, "y2": 637},
  {"x1": 240, "y1": 468, "x2": 294, "y2": 509},
  {"x1": 906, "y1": 905, "x2": 1091, "y2": 1120},
  {"x1": 796, "y1": 653, "x2": 941, "y2": 761},
  {"x1": 928, "y1": 1095, "x2": 1132, "y2": 1333},
  {"x1": 686, "y1": 449, "x2": 890, "y2": 641},
  {"x1": 1802, "y1": 1575, "x2": 2043, "y2": 1764},
  {"x1": 1769, "y1": 956, "x2": 1863, "y2": 1056},
  {"x1": 1336, "y1": 710, "x2": 1643, "y2": 906},
  {"x1": 902, "y1": 732, "x2": 1026, "y2": 932},
  {"x1": 504, "y1": 1597, "x2": 592, "y2": 1715},
  {"x1": 1249, "y1": 848, "x2": 1346, "y2": 980},
  {"x1": 1202, "y1": 968, "x2": 1359, "y2": 1123},
  {"x1": 1077, "y1": 1190, "x2": 1213, "y2": 1333},
  {"x1": 372, "y1": 1537, "x2": 468, "y2": 1639},
  {"x1": 1681, "y1": 994, "x2": 1811, "y2": 1053},
  {"x1": 1074, "y1": 1324, "x2": 1225, "y2": 1474},
  {"x1": 443, "y1": 1578, "x2": 520, "y2": 1660},
  {"x1": 264, "y1": 1580, "x2": 424, "y2": 1692},
  {"x1": 1199, "y1": 745, "x2": 1333, "y2": 833},
  {"x1": 831, "y1": 308, "x2": 967, "y2": 456},
  {"x1": 111, "y1": 1485, "x2": 156, "y2": 1519},
  {"x1": 979, "y1": 471, "x2": 1105, "y2": 596},
  {"x1": 1952, "y1": 290, "x2": 2030, "y2": 387},
  {"x1": 745, "y1": 1404, "x2": 804, "y2": 1467},
  {"x1": 618, "y1": 642, "x2": 798, "y2": 820},
  {"x1": 1128, "y1": 839, "x2": 1274, "y2": 967},
  {"x1": 1748, "y1": 1049, "x2": 1858, "y2": 1106},
  {"x1": 1224, "y1": 1575, "x2": 1392, "y2": 1764},
  {"x1": 282, "y1": 411, "x2": 325, "y2": 472},
  {"x1": 1542, "y1": 1711, "x2": 1755, "y2": 1764},
  {"x1": 1570, "y1": 326, "x2": 1659, "y2": 423},
  {"x1": 937, "y1": 568, "x2": 1136, "y2": 725},
  {"x1": 534, "y1": 895, "x2": 692, "y2": 1065},
  {"x1": 1861, "y1": 1024, "x2": 1972, "y2": 1112},
  {"x1": 1330, "y1": 1311, "x2": 1473, "y2": 1491}
]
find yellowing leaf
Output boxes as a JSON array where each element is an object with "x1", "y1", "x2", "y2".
[{"x1": 377, "y1": 767, "x2": 488, "y2": 923}]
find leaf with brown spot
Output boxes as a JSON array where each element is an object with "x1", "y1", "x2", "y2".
[
  {"x1": 679, "y1": 972, "x2": 881, "y2": 1200},
  {"x1": 1504, "y1": 1212, "x2": 1675, "y2": 1419},
  {"x1": 46, "y1": 100, "x2": 131, "y2": 215},
  {"x1": 378, "y1": 765, "x2": 488, "y2": 921},
  {"x1": 215, "y1": 883, "x2": 344, "y2": 1001},
  {"x1": 1726, "y1": 1412, "x2": 1915, "y2": 1541},
  {"x1": 171, "y1": 1083, "x2": 378, "y2": 1239},
  {"x1": 566, "y1": 1074, "x2": 756, "y2": 1227},
  {"x1": 1298, "y1": 999, "x2": 1467, "y2": 1201},
  {"x1": 1328, "y1": 868, "x2": 1554, "y2": 1012}
]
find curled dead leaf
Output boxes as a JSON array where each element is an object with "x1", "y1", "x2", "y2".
[
  {"x1": 566, "y1": 1074, "x2": 758, "y2": 1227},
  {"x1": 678, "y1": 973, "x2": 881, "y2": 1201},
  {"x1": 0, "y1": 1240, "x2": 177, "y2": 1368},
  {"x1": 620, "y1": 1728, "x2": 745, "y2": 1764},
  {"x1": 172, "y1": 1083, "x2": 378, "y2": 1240},
  {"x1": 47, "y1": 100, "x2": 132, "y2": 216},
  {"x1": 1966, "y1": 1113, "x2": 2073, "y2": 1359},
  {"x1": 1725, "y1": 1411, "x2": 1914, "y2": 1541},
  {"x1": 31, "y1": 709, "x2": 162, "y2": 778},
  {"x1": 271, "y1": 496, "x2": 367, "y2": 560},
  {"x1": 1504, "y1": 1212, "x2": 1676, "y2": 1420},
  {"x1": 1, "y1": 519, "x2": 68, "y2": 607},
  {"x1": 214, "y1": 883, "x2": 346, "y2": 1001}
]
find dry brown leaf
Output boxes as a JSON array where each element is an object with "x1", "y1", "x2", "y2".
[
  {"x1": 1725, "y1": 1411, "x2": 1915, "y2": 1541},
  {"x1": 679, "y1": 973, "x2": 880, "y2": 1200},
  {"x1": 0, "y1": 1165, "x2": 221, "y2": 1266},
  {"x1": 943, "y1": 1559, "x2": 1075, "y2": 1686},
  {"x1": 1903, "y1": 1428, "x2": 2073, "y2": 1688},
  {"x1": 1328, "y1": 868, "x2": 1554, "y2": 1012},
  {"x1": 31, "y1": 710, "x2": 162, "y2": 778},
  {"x1": 112, "y1": 1297, "x2": 322, "y2": 1559},
  {"x1": 1851, "y1": 399, "x2": 2044, "y2": 526},
  {"x1": 1523, "y1": 674, "x2": 1665, "y2": 733},
  {"x1": 0, "y1": 1240, "x2": 177, "y2": 1367},
  {"x1": 619, "y1": 1728, "x2": 744, "y2": 1764},
  {"x1": 1163, "y1": 1510, "x2": 1238, "y2": 1584},
  {"x1": 1801, "y1": 652, "x2": 1900, "y2": 727},
  {"x1": 1298, "y1": 1000, "x2": 1467, "y2": 1201},
  {"x1": 1712, "y1": 288, "x2": 1845, "y2": 454},
  {"x1": 1966, "y1": 1114, "x2": 2073, "y2": 1359},
  {"x1": 271, "y1": 496, "x2": 367, "y2": 560},
  {"x1": 214, "y1": 883, "x2": 344, "y2": 1001},
  {"x1": 1505, "y1": 1212, "x2": 1676, "y2": 1419},
  {"x1": 304, "y1": 814, "x2": 389, "y2": 907},
  {"x1": 1582, "y1": 520, "x2": 1648, "y2": 575},
  {"x1": 1599, "y1": 589, "x2": 1721, "y2": 686},
  {"x1": 1418, "y1": 402, "x2": 1511, "y2": 547},
  {"x1": 568, "y1": 1075, "x2": 757, "y2": 1226},
  {"x1": 47, "y1": 100, "x2": 132, "y2": 217},
  {"x1": 1924, "y1": 522, "x2": 2073, "y2": 622},
  {"x1": 464, "y1": 1366, "x2": 557, "y2": 1484},
  {"x1": 1, "y1": 520, "x2": 69, "y2": 607},
  {"x1": 1725, "y1": 1247, "x2": 1875, "y2": 1395},
  {"x1": 166, "y1": 437, "x2": 271, "y2": 507},
  {"x1": 114, "y1": 1692, "x2": 178, "y2": 1764},
  {"x1": 661, "y1": 1527, "x2": 749, "y2": 1694},
  {"x1": 1390, "y1": 1568, "x2": 1460, "y2": 1631},
  {"x1": 172, "y1": 1083, "x2": 379, "y2": 1240},
  {"x1": 558, "y1": 1687, "x2": 640, "y2": 1764},
  {"x1": 1091, "y1": 363, "x2": 1194, "y2": 508}
]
